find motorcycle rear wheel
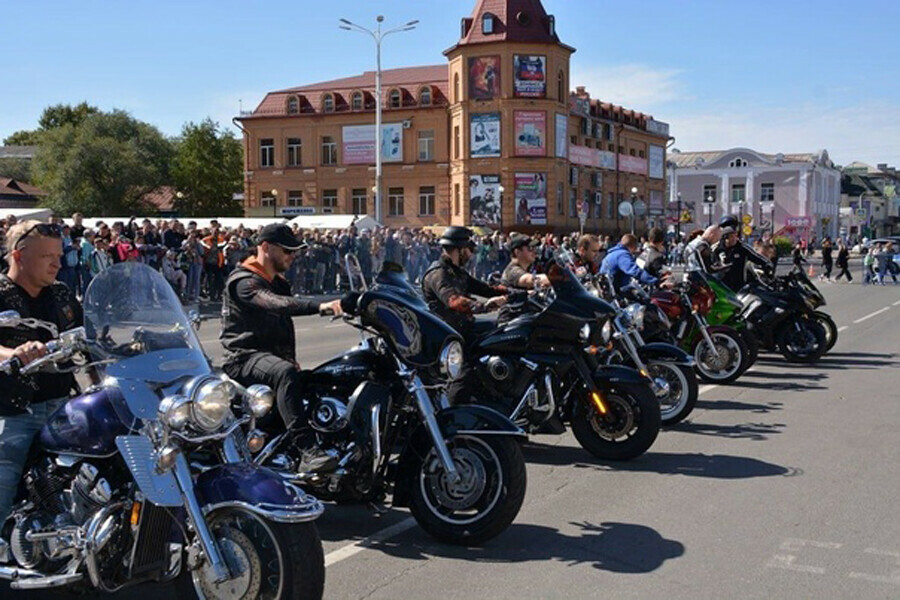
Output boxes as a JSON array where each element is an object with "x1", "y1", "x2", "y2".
[
  {"x1": 647, "y1": 361, "x2": 699, "y2": 426},
  {"x1": 570, "y1": 386, "x2": 660, "y2": 460},
  {"x1": 409, "y1": 434, "x2": 526, "y2": 546},
  {"x1": 739, "y1": 329, "x2": 759, "y2": 373},
  {"x1": 813, "y1": 311, "x2": 838, "y2": 353},
  {"x1": 777, "y1": 318, "x2": 827, "y2": 363}
]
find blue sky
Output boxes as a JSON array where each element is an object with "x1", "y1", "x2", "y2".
[{"x1": 3, "y1": 0, "x2": 898, "y2": 167}]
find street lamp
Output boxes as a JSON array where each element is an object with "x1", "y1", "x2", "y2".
[
  {"x1": 629, "y1": 186, "x2": 638, "y2": 235},
  {"x1": 676, "y1": 192, "x2": 683, "y2": 240},
  {"x1": 271, "y1": 189, "x2": 278, "y2": 218},
  {"x1": 340, "y1": 15, "x2": 419, "y2": 225},
  {"x1": 497, "y1": 184, "x2": 505, "y2": 233},
  {"x1": 706, "y1": 194, "x2": 714, "y2": 227},
  {"x1": 175, "y1": 191, "x2": 184, "y2": 217}
]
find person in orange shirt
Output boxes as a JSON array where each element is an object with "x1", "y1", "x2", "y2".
[{"x1": 201, "y1": 222, "x2": 227, "y2": 301}]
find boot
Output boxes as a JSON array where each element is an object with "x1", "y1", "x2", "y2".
[{"x1": 289, "y1": 427, "x2": 339, "y2": 473}]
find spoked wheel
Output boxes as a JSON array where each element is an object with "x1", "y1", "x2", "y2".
[
  {"x1": 570, "y1": 386, "x2": 660, "y2": 460},
  {"x1": 813, "y1": 311, "x2": 838, "y2": 353},
  {"x1": 647, "y1": 361, "x2": 699, "y2": 426},
  {"x1": 777, "y1": 317, "x2": 827, "y2": 363},
  {"x1": 693, "y1": 330, "x2": 747, "y2": 384},
  {"x1": 409, "y1": 434, "x2": 526, "y2": 545},
  {"x1": 174, "y1": 508, "x2": 324, "y2": 600}
]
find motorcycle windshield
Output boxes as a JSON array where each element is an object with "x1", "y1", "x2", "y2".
[
  {"x1": 546, "y1": 261, "x2": 617, "y2": 319},
  {"x1": 83, "y1": 262, "x2": 209, "y2": 394}
]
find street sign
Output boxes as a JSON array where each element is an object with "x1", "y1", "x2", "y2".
[
  {"x1": 742, "y1": 214, "x2": 752, "y2": 225},
  {"x1": 855, "y1": 208, "x2": 867, "y2": 218},
  {"x1": 280, "y1": 206, "x2": 316, "y2": 216},
  {"x1": 579, "y1": 200, "x2": 589, "y2": 216},
  {"x1": 633, "y1": 200, "x2": 647, "y2": 217},
  {"x1": 681, "y1": 210, "x2": 692, "y2": 223},
  {"x1": 618, "y1": 201, "x2": 633, "y2": 217},
  {"x1": 742, "y1": 224, "x2": 753, "y2": 236}
]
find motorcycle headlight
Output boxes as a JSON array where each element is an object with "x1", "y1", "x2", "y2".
[
  {"x1": 158, "y1": 395, "x2": 191, "y2": 431},
  {"x1": 244, "y1": 384, "x2": 275, "y2": 419},
  {"x1": 601, "y1": 319, "x2": 613, "y2": 344},
  {"x1": 624, "y1": 304, "x2": 646, "y2": 331},
  {"x1": 192, "y1": 379, "x2": 234, "y2": 431},
  {"x1": 579, "y1": 323, "x2": 591, "y2": 342},
  {"x1": 440, "y1": 340, "x2": 464, "y2": 380}
]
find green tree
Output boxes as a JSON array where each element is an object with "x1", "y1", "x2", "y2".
[
  {"x1": 3, "y1": 130, "x2": 42, "y2": 146},
  {"x1": 171, "y1": 118, "x2": 243, "y2": 217},
  {"x1": 32, "y1": 110, "x2": 173, "y2": 216},
  {"x1": 0, "y1": 158, "x2": 32, "y2": 182},
  {"x1": 3, "y1": 102, "x2": 100, "y2": 146}
]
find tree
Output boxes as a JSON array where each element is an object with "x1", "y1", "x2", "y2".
[
  {"x1": 31, "y1": 110, "x2": 173, "y2": 216},
  {"x1": 0, "y1": 158, "x2": 32, "y2": 182},
  {"x1": 3, "y1": 102, "x2": 100, "y2": 146},
  {"x1": 3, "y1": 130, "x2": 42, "y2": 146},
  {"x1": 171, "y1": 119, "x2": 243, "y2": 217}
]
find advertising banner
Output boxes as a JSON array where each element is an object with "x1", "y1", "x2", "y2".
[
  {"x1": 468, "y1": 56, "x2": 501, "y2": 100},
  {"x1": 514, "y1": 172, "x2": 547, "y2": 225},
  {"x1": 568, "y1": 145, "x2": 617, "y2": 170},
  {"x1": 618, "y1": 154, "x2": 648, "y2": 175},
  {"x1": 555, "y1": 113, "x2": 568, "y2": 158},
  {"x1": 649, "y1": 190, "x2": 664, "y2": 214},
  {"x1": 648, "y1": 145, "x2": 665, "y2": 179},
  {"x1": 569, "y1": 96, "x2": 590, "y2": 116},
  {"x1": 470, "y1": 113, "x2": 501, "y2": 158},
  {"x1": 513, "y1": 55, "x2": 546, "y2": 98},
  {"x1": 514, "y1": 110, "x2": 546, "y2": 157},
  {"x1": 646, "y1": 119, "x2": 670, "y2": 137},
  {"x1": 469, "y1": 174, "x2": 501, "y2": 227},
  {"x1": 342, "y1": 123, "x2": 403, "y2": 164}
]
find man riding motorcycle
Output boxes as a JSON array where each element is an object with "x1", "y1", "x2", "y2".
[
  {"x1": 573, "y1": 233, "x2": 602, "y2": 276},
  {"x1": 600, "y1": 233, "x2": 670, "y2": 296},
  {"x1": 712, "y1": 216, "x2": 774, "y2": 291},
  {"x1": 220, "y1": 223, "x2": 343, "y2": 472},
  {"x1": 684, "y1": 225, "x2": 726, "y2": 274},
  {"x1": 497, "y1": 233, "x2": 549, "y2": 325}
]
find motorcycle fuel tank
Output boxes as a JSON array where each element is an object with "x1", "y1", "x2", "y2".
[{"x1": 38, "y1": 387, "x2": 134, "y2": 456}]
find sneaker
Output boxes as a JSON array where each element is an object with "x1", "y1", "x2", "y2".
[{"x1": 297, "y1": 447, "x2": 339, "y2": 473}]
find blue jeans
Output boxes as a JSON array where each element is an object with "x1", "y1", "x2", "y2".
[{"x1": 0, "y1": 399, "x2": 64, "y2": 525}]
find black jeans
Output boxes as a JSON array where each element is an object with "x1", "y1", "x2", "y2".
[{"x1": 223, "y1": 352, "x2": 306, "y2": 430}]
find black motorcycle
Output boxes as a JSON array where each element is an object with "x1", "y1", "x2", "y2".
[
  {"x1": 463, "y1": 260, "x2": 661, "y2": 461},
  {"x1": 247, "y1": 260, "x2": 527, "y2": 546}
]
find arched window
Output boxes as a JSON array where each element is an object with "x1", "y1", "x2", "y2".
[
  {"x1": 557, "y1": 71, "x2": 565, "y2": 103},
  {"x1": 729, "y1": 157, "x2": 748, "y2": 168},
  {"x1": 286, "y1": 96, "x2": 299, "y2": 115},
  {"x1": 323, "y1": 93, "x2": 334, "y2": 113},
  {"x1": 389, "y1": 89, "x2": 401, "y2": 109},
  {"x1": 482, "y1": 13, "x2": 494, "y2": 34},
  {"x1": 454, "y1": 73, "x2": 460, "y2": 103},
  {"x1": 419, "y1": 86, "x2": 432, "y2": 106},
  {"x1": 351, "y1": 91, "x2": 363, "y2": 111}
]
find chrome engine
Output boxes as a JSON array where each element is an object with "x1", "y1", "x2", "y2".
[{"x1": 310, "y1": 397, "x2": 349, "y2": 433}]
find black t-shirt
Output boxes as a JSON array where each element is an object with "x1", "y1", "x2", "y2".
[{"x1": 500, "y1": 262, "x2": 529, "y2": 289}]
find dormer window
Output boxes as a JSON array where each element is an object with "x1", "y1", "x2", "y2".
[
  {"x1": 286, "y1": 96, "x2": 299, "y2": 115},
  {"x1": 729, "y1": 157, "x2": 748, "y2": 168},
  {"x1": 419, "y1": 86, "x2": 432, "y2": 106},
  {"x1": 323, "y1": 93, "x2": 334, "y2": 113},
  {"x1": 351, "y1": 91, "x2": 363, "y2": 111},
  {"x1": 482, "y1": 13, "x2": 494, "y2": 34},
  {"x1": 549, "y1": 15, "x2": 555, "y2": 36},
  {"x1": 389, "y1": 89, "x2": 401, "y2": 109}
]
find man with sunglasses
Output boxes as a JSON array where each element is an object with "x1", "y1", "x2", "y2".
[
  {"x1": 220, "y1": 223, "x2": 342, "y2": 472},
  {"x1": 0, "y1": 220, "x2": 83, "y2": 532},
  {"x1": 712, "y1": 216, "x2": 773, "y2": 292}
]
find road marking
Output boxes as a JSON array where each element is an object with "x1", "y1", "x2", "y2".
[
  {"x1": 324, "y1": 517, "x2": 417, "y2": 567},
  {"x1": 837, "y1": 326, "x2": 849, "y2": 332},
  {"x1": 853, "y1": 307, "x2": 890, "y2": 324},
  {"x1": 698, "y1": 384, "x2": 719, "y2": 395},
  {"x1": 848, "y1": 548, "x2": 900, "y2": 585},
  {"x1": 894, "y1": 300, "x2": 900, "y2": 306}
]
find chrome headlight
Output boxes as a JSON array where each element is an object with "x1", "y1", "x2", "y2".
[
  {"x1": 579, "y1": 323, "x2": 591, "y2": 342},
  {"x1": 245, "y1": 384, "x2": 275, "y2": 419},
  {"x1": 192, "y1": 379, "x2": 234, "y2": 431},
  {"x1": 601, "y1": 319, "x2": 613, "y2": 344},
  {"x1": 624, "y1": 304, "x2": 646, "y2": 331},
  {"x1": 440, "y1": 340, "x2": 464, "y2": 380},
  {"x1": 158, "y1": 395, "x2": 191, "y2": 431}
]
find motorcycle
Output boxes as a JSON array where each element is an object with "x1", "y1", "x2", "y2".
[
  {"x1": 245, "y1": 257, "x2": 527, "y2": 546},
  {"x1": 463, "y1": 259, "x2": 661, "y2": 461},
  {"x1": 0, "y1": 262, "x2": 325, "y2": 599},
  {"x1": 696, "y1": 272, "x2": 760, "y2": 370}
]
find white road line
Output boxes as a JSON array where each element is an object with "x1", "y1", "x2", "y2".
[
  {"x1": 837, "y1": 326, "x2": 849, "y2": 332},
  {"x1": 698, "y1": 384, "x2": 719, "y2": 395},
  {"x1": 894, "y1": 299, "x2": 900, "y2": 306},
  {"x1": 853, "y1": 307, "x2": 890, "y2": 324},
  {"x1": 324, "y1": 517, "x2": 417, "y2": 567}
]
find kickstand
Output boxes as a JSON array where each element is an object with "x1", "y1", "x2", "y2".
[{"x1": 367, "y1": 501, "x2": 388, "y2": 518}]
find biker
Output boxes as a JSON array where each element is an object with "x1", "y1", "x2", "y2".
[
  {"x1": 600, "y1": 233, "x2": 671, "y2": 296},
  {"x1": 572, "y1": 233, "x2": 602, "y2": 276},
  {"x1": 712, "y1": 215, "x2": 774, "y2": 291},
  {"x1": 684, "y1": 225, "x2": 726, "y2": 274},
  {"x1": 637, "y1": 227, "x2": 668, "y2": 278},
  {"x1": 497, "y1": 233, "x2": 549, "y2": 325},
  {"x1": 220, "y1": 223, "x2": 343, "y2": 472},
  {"x1": 0, "y1": 221, "x2": 83, "y2": 532},
  {"x1": 422, "y1": 226, "x2": 509, "y2": 404}
]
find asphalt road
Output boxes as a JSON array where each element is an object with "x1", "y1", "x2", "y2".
[{"x1": 10, "y1": 278, "x2": 900, "y2": 599}]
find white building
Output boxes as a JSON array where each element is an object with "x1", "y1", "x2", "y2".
[{"x1": 669, "y1": 148, "x2": 841, "y2": 240}]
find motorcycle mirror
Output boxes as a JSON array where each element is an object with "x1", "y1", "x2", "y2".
[
  {"x1": 487, "y1": 271, "x2": 502, "y2": 286},
  {"x1": 0, "y1": 310, "x2": 21, "y2": 326},
  {"x1": 344, "y1": 253, "x2": 368, "y2": 293},
  {"x1": 185, "y1": 306, "x2": 201, "y2": 331}
]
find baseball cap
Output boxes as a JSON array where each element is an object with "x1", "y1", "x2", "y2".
[
  {"x1": 721, "y1": 226, "x2": 737, "y2": 236},
  {"x1": 509, "y1": 233, "x2": 536, "y2": 251},
  {"x1": 258, "y1": 223, "x2": 305, "y2": 251}
]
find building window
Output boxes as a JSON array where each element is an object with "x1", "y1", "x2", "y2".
[
  {"x1": 260, "y1": 190, "x2": 275, "y2": 208},
  {"x1": 583, "y1": 189, "x2": 593, "y2": 218},
  {"x1": 703, "y1": 184, "x2": 717, "y2": 203},
  {"x1": 760, "y1": 182, "x2": 775, "y2": 202},
  {"x1": 287, "y1": 190, "x2": 302, "y2": 207},
  {"x1": 388, "y1": 187, "x2": 405, "y2": 216},
  {"x1": 419, "y1": 86, "x2": 432, "y2": 106},
  {"x1": 454, "y1": 183, "x2": 461, "y2": 215},
  {"x1": 607, "y1": 192, "x2": 615, "y2": 219},
  {"x1": 286, "y1": 138, "x2": 302, "y2": 167},
  {"x1": 557, "y1": 182, "x2": 564, "y2": 215},
  {"x1": 389, "y1": 89, "x2": 401, "y2": 109},
  {"x1": 482, "y1": 13, "x2": 494, "y2": 34},
  {"x1": 569, "y1": 188, "x2": 578, "y2": 218},
  {"x1": 259, "y1": 138, "x2": 274, "y2": 168},
  {"x1": 352, "y1": 188, "x2": 367, "y2": 215},
  {"x1": 454, "y1": 73, "x2": 460, "y2": 103},
  {"x1": 322, "y1": 190, "x2": 338, "y2": 210},
  {"x1": 729, "y1": 157, "x2": 748, "y2": 168},
  {"x1": 323, "y1": 94, "x2": 334, "y2": 113},
  {"x1": 570, "y1": 135, "x2": 577, "y2": 144},
  {"x1": 351, "y1": 91, "x2": 363, "y2": 111},
  {"x1": 731, "y1": 184, "x2": 746, "y2": 204},
  {"x1": 419, "y1": 186, "x2": 436, "y2": 216},
  {"x1": 608, "y1": 143, "x2": 614, "y2": 152},
  {"x1": 321, "y1": 136, "x2": 337, "y2": 165},
  {"x1": 629, "y1": 149, "x2": 636, "y2": 156},
  {"x1": 418, "y1": 129, "x2": 435, "y2": 161},
  {"x1": 287, "y1": 96, "x2": 299, "y2": 115},
  {"x1": 453, "y1": 125, "x2": 461, "y2": 159},
  {"x1": 638, "y1": 150, "x2": 645, "y2": 158},
  {"x1": 557, "y1": 70, "x2": 565, "y2": 103}
]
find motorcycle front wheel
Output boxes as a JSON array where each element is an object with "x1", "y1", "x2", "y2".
[
  {"x1": 174, "y1": 508, "x2": 324, "y2": 600},
  {"x1": 739, "y1": 329, "x2": 759, "y2": 372},
  {"x1": 647, "y1": 361, "x2": 699, "y2": 426},
  {"x1": 570, "y1": 386, "x2": 661, "y2": 460},
  {"x1": 777, "y1": 317, "x2": 827, "y2": 363},
  {"x1": 692, "y1": 330, "x2": 747, "y2": 384},
  {"x1": 813, "y1": 311, "x2": 838, "y2": 353},
  {"x1": 409, "y1": 434, "x2": 526, "y2": 546}
]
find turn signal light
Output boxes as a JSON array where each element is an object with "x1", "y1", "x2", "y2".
[
  {"x1": 591, "y1": 391, "x2": 608, "y2": 415},
  {"x1": 247, "y1": 430, "x2": 267, "y2": 453},
  {"x1": 130, "y1": 501, "x2": 142, "y2": 527}
]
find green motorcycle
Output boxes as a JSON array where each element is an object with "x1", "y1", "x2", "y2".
[{"x1": 692, "y1": 271, "x2": 759, "y2": 374}]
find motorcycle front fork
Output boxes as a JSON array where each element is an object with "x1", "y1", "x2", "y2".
[{"x1": 405, "y1": 373, "x2": 461, "y2": 484}]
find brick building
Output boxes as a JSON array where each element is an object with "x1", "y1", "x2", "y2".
[{"x1": 237, "y1": 0, "x2": 671, "y2": 234}]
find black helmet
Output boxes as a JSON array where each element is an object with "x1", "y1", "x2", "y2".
[
  {"x1": 719, "y1": 215, "x2": 739, "y2": 230},
  {"x1": 439, "y1": 226, "x2": 475, "y2": 249}
]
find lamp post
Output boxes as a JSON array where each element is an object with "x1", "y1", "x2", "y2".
[
  {"x1": 497, "y1": 184, "x2": 505, "y2": 233},
  {"x1": 676, "y1": 192, "x2": 682, "y2": 240},
  {"x1": 706, "y1": 194, "x2": 714, "y2": 227},
  {"x1": 629, "y1": 186, "x2": 638, "y2": 235},
  {"x1": 271, "y1": 189, "x2": 278, "y2": 219},
  {"x1": 175, "y1": 191, "x2": 184, "y2": 218},
  {"x1": 339, "y1": 16, "x2": 419, "y2": 226}
]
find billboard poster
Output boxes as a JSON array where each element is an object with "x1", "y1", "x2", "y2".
[
  {"x1": 568, "y1": 145, "x2": 617, "y2": 170},
  {"x1": 555, "y1": 113, "x2": 568, "y2": 158},
  {"x1": 649, "y1": 145, "x2": 665, "y2": 179},
  {"x1": 513, "y1": 54, "x2": 546, "y2": 98},
  {"x1": 468, "y1": 56, "x2": 501, "y2": 100},
  {"x1": 342, "y1": 123, "x2": 403, "y2": 164},
  {"x1": 514, "y1": 110, "x2": 546, "y2": 157},
  {"x1": 515, "y1": 172, "x2": 548, "y2": 225},
  {"x1": 618, "y1": 154, "x2": 648, "y2": 175},
  {"x1": 470, "y1": 113, "x2": 501, "y2": 158},
  {"x1": 469, "y1": 174, "x2": 501, "y2": 227}
]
